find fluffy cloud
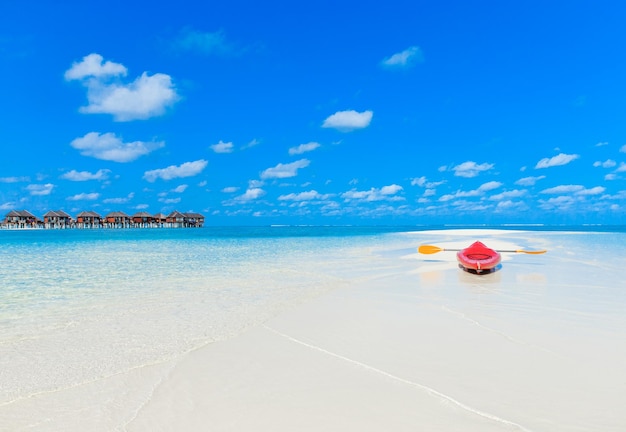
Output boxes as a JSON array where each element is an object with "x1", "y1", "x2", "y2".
[
  {"x1": 322, "y1": 110, "x2": 373, "y2": 132},
  {"x1": 593, "y1": 159, "x2": 616, "y2": 168},
  {"x1": 143, "y1": 160, "x2": 208, "y2": 182},
  {"x1": 541, "y1": 185, "x2": 584, "y2": 194},
  {"x1": 621, "y1": 144, "x2": 626, "y2": 153},
  {"x1": 278, "y1": 190, "x2": 332, "y2": 201},
  {"x1": 60, "y1": 169, "x2": 111, "y2": 181},
  {"x1": 71, "y1": 132, "x2": 164, "y2": 162},
  {"x1": 0, "y1": 176, "x2": 30, "y2": 183},
  {"x1": 489, "y1": 189, "x2": 527, "y2": 200},
  {"x1": 261, "y1": 159, "x2": 310, "y2": 179},
  {"x1": 341, "y1": 184, "x2": 404, "y2": 202},
  {"x1": 439, "y1": 182, "x2": 502, "y2": 202},
  {"x1": 172, "y1": 185, "x2": 189, "y2": 193},
  {"x1": 381, "y1": 46, "x2": 424, "y2": 68},
  {"x1": 64, "y1": 53, "x2": 127, "y2": 80},
  {"x1": 452, "y1": 161, "x2": 494, "y2": 178},
  {"x1": 234, "y1": 188, "x2": 266, "y2": 202},
  {"x1": 211, "y1": 140, "x2": 234, "y2": 153},
  {"x1": 103, "y1": 193, "x2": 134, "y2": 204},
  {"x1": 67, "y1": 192, "x2": 99, "y2": 201},
  {"x1": 27, "y1": 183, "x2": 54, "y2": 196},
  {"x1": 535, "y1": 153, "x2": 579, "y2": 169},
  {"x1": 515, "y1": 176, "x2": 545, "y2": 186},
  {"x1": 289, "y1": 142, "x2": 320, "y2": 155},
  {"x1": 65, "y1": 53, "x2": 179, "y2": 121},
  {"x1": 540, "y1": 185, "x2": 605, "y2": 195}
]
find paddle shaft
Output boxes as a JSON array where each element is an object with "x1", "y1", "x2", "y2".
[{"x1": 418, "y1": 245, "x2": 546, "y2": 255}]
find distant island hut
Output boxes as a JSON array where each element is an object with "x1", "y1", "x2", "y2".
[
  {"x1": 76, "y1": 211, "x2": 102, "y2": 228},
  {"x1": 43, "y1": 210, "x2": 73, "y2": 229},
  {"x1": 3, "y1": 210, "x2": 39, "y2": 228},
  {"x1": 166, "y1": 210, "x2": 187, "y2": 228},
  {"x1": 104, "y1": 211, "x2": 131, "y2": 228},
  {"x1": 153, "y1": 213, "x2": 167, "y2": 226},
  {"x1": 132, "y1": 211, "x2": 154, "y2": 227},
  {"x1": 184, "y1": 212, "x2": 205, "y2": 227}
]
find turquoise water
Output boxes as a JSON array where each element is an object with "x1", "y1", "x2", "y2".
[
  {"x1": 0, "y1": 226, "x2": 417, "y2": 404},
  {"x1": 1, "y1": 225, "x2": 625, "y2": 407}
]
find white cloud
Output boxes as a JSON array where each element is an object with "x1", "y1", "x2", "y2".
[
  {"x1": 341, "y1": 184, "x2": 404, "y2": 202},
  {"x1": 535, "y1": 153, "x2": 579, "y2": 169},
  {"x1": 478, "y1": 181, "x2": 502, "y2": 192},
  {"x1": 172, "y1": 184, "x2": 188, "y2": 193},
  {"x1": 410, "y1": 176, "x2": 445, "y2": 188},
  {"x1": 235, "y1": 188, "x2": 266, "y2": 202},
  {"x1": 489, "y1": 189, "x2": 527, "y2": 200},
  {"x1": 0, "y1": 202, "x2": 18, "y2": 210},
  {"x1": 103, "y1": 192, "x2": 134, "y2": 204},
  {"x1": 65, "y1": 53, "x2": 179, "y2": 121},
  {"x1": 322, "y1": 110, "x2": 373, "y2": 132},
  {"x1": 452, "y1": 161, "x2": 494, "y2": 178},
  {"x1": 67, "y1": 192, "x2": 99, "y2": 201},
  {"x1": 26, "y1": 183, "x2": 54, "y2": 196},
  {"x1": 261, "y1": 159, "x2": 310, "y2": 179},
  {"x1": 620, "y1": 144, "x2": 626, "y2": 153},
  {"x1": 616, "y1": 163, "x2": 626, "y2": 172},
  {"x1": 380, "y1": 184, "x2": 403, "y2": 195},
  {"x1": 0, "y1": 176, "x2": 30, "y2": 183},
  {"x1": 222, "y1": 186, "x2": 239, "y2": 193},
  {"x1": 577, "y1": 186, "x2": 605, "y2": 196},
  {"x1": 158, "y1": 197, "x2": 181, "y2": 204},
  {"x1": 61, "y1": 169, "x2": 111, "y2": 181},
  {"x1": 211, "y1": 140, "x2": 234, "y2": 153},
  {"x1": 495, "y1": 200, "x2": 528, "y2": 212},
  {"x1": 278, "y1": 190, "x2": 332, "y2": 201},
  {"x1": 381, "y1": 46, "x2": 423, "y2": 68},
  {"x1": 71, "y1": 132, "x2": 164, "y2": 162},
  {"x1": 438, "y1": 182, "x2": 502, "y2": 202},
  {"x1": 143, "y1": 159, "x2": 208, "y2": 182},
  {"x1": 64, "y1": 53, "x2": 127, "y2": 80},
  {"x1": 515, "y1": 175, "x2": 545, "y2": 186},
  {"x1": 541, "y1": 185, "x2": 584, "y2": 194},
  {"x1": 289, "y1": 142, "x2": 320, "y2": 155},
  {"x1": 593, "y1": 159, "x2": 616, "y2": 168}
]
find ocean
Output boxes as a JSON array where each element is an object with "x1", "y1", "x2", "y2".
[{"x1": 2, "y1": 225, "x2": 626, "y2": 420}]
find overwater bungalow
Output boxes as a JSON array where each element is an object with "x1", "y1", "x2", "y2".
[
  {"x1": 75, "y1": 211, "x2": 102, "y2": 228},
  {"x1": 131, "y1": 211, "x2": 154, "y2": 227},
  {"x1": 2, "y1": 209, "x2": 204, "y2": 229},
  {"x1": 3, "y1": 210, "x2": 39, "y2": 228},
  {"x1": 104, "y1": 211, "x2": 131, "y2": 228},
  {"x1": 43, "y1": 210, "x2": 73, "y2": 229}
]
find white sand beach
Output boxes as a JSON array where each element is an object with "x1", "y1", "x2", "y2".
[{"x1": 3, "y1": 229, "x2": 625, "y2": 431}]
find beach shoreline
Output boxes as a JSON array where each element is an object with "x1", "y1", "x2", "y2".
[{"x1": 2, "y1": 229, "x2": 625, "y2": 431}]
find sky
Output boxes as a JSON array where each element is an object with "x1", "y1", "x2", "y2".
[{"x1": 1, "y1": 0, "x2": 626, "y2": 226}]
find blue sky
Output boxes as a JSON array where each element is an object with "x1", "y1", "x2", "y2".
[{"x1": 1, "y1": 0, "x2": 626, "y2": 225}]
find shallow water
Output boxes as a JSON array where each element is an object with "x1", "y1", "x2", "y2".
[{"x1": 1, "y1": 227, "x2": 625, "y2": 431}]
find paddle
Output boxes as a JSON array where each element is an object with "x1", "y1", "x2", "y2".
[{"x1": 418, "y1": 245, "x2": 547, "y2": 255}]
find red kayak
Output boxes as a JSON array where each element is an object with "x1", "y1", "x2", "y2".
[{"x1": 456, "y1": 241, "x2": 501, "y2": 273}]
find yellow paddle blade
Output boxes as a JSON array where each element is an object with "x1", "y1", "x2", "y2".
[
  {"x1": 418, "y1": 245, "x2": 445, "y2": 254},
  {"x1": 515, "y1": 249, "x2": 547, "y2": 254}
]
